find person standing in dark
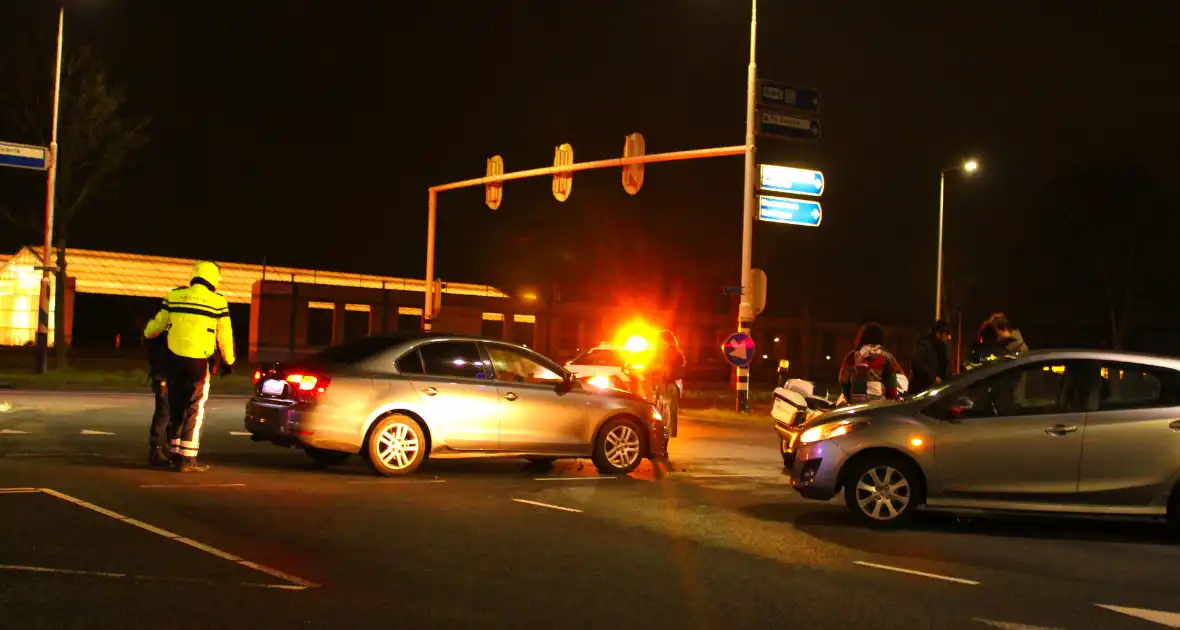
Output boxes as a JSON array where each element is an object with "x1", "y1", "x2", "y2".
[
  {"x1": 838, "y1": 322, "x2": 903, "y2": 404},
  {"x1": 910, "y1": 321, "x2": 952, "y2": 393},
  {"x1": 964, "y1": 323, "x2": 1008, "y2": 371},
  {"x1": 146, "y1": 327, "x2": 174, "y2": 467}
]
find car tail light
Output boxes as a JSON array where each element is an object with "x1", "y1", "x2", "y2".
[{"x1": 285, "y1": 373, "x2": 331, "y2": 400}]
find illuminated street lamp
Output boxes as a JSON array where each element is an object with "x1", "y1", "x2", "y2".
[{"x1": 935, "y1": 158, "x2": 980, "y2": 322}]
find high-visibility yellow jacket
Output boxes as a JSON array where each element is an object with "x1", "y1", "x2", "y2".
[{"x1": 144, "y1": 281, "x2": 235, "y2": 365}]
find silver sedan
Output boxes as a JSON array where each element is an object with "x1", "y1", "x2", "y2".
[
  {"x1": 245, "y1": 334, "x2": 669, "y2": 476},
  {"x1": 790, "y1": 350, "x2": 1180, "y2": 529}
]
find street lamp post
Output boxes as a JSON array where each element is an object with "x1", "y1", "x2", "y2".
[
  {"x1": 34, "y1": 7, "x2": 65, "y2": 374},
  {"x1": 934, "y1": 158, "x2": 978, "y2": 322},
  {"x1": 735, "y1": 0, "x2": 757, "y2": 413}
]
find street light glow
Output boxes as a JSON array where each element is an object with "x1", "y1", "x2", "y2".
[{"x1": 963, "y1": 159, "x2": 979, "y2": 173}]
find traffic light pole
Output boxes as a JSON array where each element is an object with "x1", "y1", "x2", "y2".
[
  {"x1": 422, "y1": 144, "x2": 747, "y2": 330},
  {"x1": 736, "y1": 0, "x2": 758, "y2": 413}
]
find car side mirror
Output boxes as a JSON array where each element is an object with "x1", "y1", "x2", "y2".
[{"x1": 948, "y1": 396, "x2": 974, "y2": 420}]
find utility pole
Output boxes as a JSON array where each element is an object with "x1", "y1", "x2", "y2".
[
  {"x1": 35, "y1": 7, "x2": 65, "y2": 374},
  {"x1": 735, "y1": 0, "x2": 758, "y2": 412}
]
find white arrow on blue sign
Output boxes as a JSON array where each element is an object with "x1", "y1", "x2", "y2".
[
  {"x1": 758, "y1": 195, "x2": 822, "y2": 227},
  {"x1": 0, "y1": 141, "x2": 49, "y2": 171},
  {"x1": 760, "y1": 164, "x2": 824, "y2": 197},
  {"x1": 722, "y1": 332, "x2": 755, "y2": 368}
]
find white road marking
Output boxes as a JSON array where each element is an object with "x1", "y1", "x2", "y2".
[
  {"x1": 853, "y1": 561, "x2": 980, "y2": 585},
  {"x1": 0, "y1": 487, "x2": 40, "y2": 494},
  {"x1": 1096, "y1": 604, "x2": 1180, "y2": 627},
  {"x1": 511, "y1": 498, "x2": 583, "y2": 513},
  {"x1": 0, "y1": 563, "x2": 307, "y2": 590},
  {"x1": 0, "y1": 428, "x2": 29, "y2": 434},
  {"x1": 229, "y1": 431, "x2": 251, "y2": 436},
  {"x1": 534, "y1": 476, "x2": 617, "y2": 481},
  {"x1": 0, "y1": 402, "x2": 13, "y2": 413},
  {"x1": 140, "y1": 483, "x2": 247, "y2": 489},
  {"x1": 79, "y1": 429, "x2": 115, "y2": 435},
  {"x1": 36, "y1": 488, "x2": 319, "y2": 589},
  {"x1": 975, "y1": 618, "x2": 1066, "y2": 629}
]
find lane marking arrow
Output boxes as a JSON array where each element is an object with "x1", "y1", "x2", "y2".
[
  {"x1": 1096, "y1": 604, "x2": 1180, "y2": 627},
  {"x1": 80, "y1": 430, "x2": 115, "y2": 435}
]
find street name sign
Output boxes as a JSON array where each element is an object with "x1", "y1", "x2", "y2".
[
  {"x1": 759, "y1": 164, "x2": 824, "y2": 197},
  {"x1": 758, "y1": 195, "x2": 822, "y2": 227},
  {"x1": 757, "y1": 81, "x2": 820, "y2": 114},
  {"x1": 757, "y1": 111, "x2": 821, "y2": 143},
  {"x1": 0, "y1": 141, "x2": 49, "y2": 170}
]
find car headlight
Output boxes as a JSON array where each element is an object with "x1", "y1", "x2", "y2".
[
  {"x1": 798, "y1": 420, "x2": 866, "y2": 445},
  {"x1": 651, "y1": 406, "x2": 663, "y2": 421}
]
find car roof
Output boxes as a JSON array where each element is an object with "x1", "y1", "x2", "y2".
[{"x1": 995, "y1": 349, "x2": 1180, "y2": 370}]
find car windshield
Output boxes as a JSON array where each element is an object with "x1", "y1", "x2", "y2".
[
  {"x1": 569, "y1": 348, "x2": 624, "y2": 367},
  {"x1": 304, "y1": 334, "x2": 415, "y2": 365}
]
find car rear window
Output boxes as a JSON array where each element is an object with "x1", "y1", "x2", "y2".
[
  {"x1": 569, "y1": 349, "x2": 623, "y2": 367},
  {"x1": 305, "y1": 334, "x2": 413, "y2": 365}
]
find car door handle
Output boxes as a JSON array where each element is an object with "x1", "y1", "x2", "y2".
[
  {"x1": 422, "y1": 387, "x2": 438, "y2": 396},
  {"x1": 502, "y1": 392, "x2": 518, "y2": 401},
  {"x1": 1044, "y1": 424, "x2": 1078, "y2": 435}
]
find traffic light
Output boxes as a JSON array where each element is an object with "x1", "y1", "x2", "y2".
[
  {"x1": 485, "y1": 155, "x2": 503, "y2": 210},
  {"x1": 552, "y1": 143, "x2": 573, "y2": 202},
  {"x1": 622, "y1": 132, "x2": 645, "y2": 195}
]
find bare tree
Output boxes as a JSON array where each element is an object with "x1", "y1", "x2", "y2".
[{"x1": 0, "y1": 43, "x2": 150, "y2": 366}]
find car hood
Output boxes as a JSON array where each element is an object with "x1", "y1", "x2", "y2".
[
  {"x1": 800, "y1": 398, "x2": 906, "y2": 428},
  {"x1": 582, "y1": 385, "x2": 648, "y2": 405}
]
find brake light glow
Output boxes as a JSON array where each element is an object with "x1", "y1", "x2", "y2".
[{"x1": 286, "y1": 373, "x2": 325, "y2": 392}]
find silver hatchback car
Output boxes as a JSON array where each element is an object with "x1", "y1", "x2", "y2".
[
  {"x1": 245, "y1": 333, "x2": 668, "y2": 476},
  {"x1": 790, "y1": 350, "x2": 1180, "y2": 529}
]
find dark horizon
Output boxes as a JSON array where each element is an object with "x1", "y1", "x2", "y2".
[{"x1": 2, "y1": 0, "x2": 1178, "y2": 349}]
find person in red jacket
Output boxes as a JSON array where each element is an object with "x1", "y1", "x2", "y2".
[{"x1": 838, "y1": 322, "x2": 903, "y2": 404}]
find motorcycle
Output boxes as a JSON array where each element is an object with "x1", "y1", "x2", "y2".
[{"x1": 772, "y1": 370, "x2": 908, "y2": 468}]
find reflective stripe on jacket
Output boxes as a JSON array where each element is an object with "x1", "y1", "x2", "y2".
[{"x1": 143, "y1": 283, "x2": 235, "y2": 364}]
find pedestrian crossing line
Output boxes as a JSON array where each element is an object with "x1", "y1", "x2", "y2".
[{"x1": 36, "y1": 488, "x2": 320, "y2": 589}]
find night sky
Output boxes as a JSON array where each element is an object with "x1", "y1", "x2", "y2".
[{"x1": 2, "y1": 1, "x2": 1178, "y2": 346}]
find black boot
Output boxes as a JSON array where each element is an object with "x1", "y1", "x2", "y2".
[
  {"x1": 174, "y1": 457, "x2": 210, "y2": 473},
  {"x1": 148, "y1": 446, "x2": 173, "y2": 467}
]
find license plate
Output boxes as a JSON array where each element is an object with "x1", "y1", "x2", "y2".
[{"x1": 261, "y1": 379, "x2": 286, "y2": 396}]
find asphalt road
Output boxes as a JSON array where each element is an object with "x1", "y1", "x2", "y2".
[{"x1": 1, "y1": 390, "x2": 1179, "y2": 629}]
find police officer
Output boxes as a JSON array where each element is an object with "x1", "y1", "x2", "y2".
[
  {"x1": 143, "y1": 261, "x2": 236, "y2": 473},
  {"x1": 145, "y1": 284, "x2": 188, "y2": 467}
]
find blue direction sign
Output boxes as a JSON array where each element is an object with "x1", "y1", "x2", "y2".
[
  {"x1": 757, "y1": 111, "x2": 821, "y2": 143},
  {"x1": 760, "y1": 164, "x2": 824, "y2": 197},
  {"x1": 0, "y1": 141, "x2": 49, "y2": 171},
  {"x1": 758, "y1": 195, "x2": 822, "y2": 227},
  {"x1": 722, "y1": 332, "x2": 755, "y2": 368},
  {"x1": 757, "y1": 81, "x2": 820, "y2": 114}
]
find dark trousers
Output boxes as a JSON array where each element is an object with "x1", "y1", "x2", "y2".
[
  {"x1": 167, "y1": 357, "x2": 211, "y2": 459},
  {"x1": 149, "y1": 377, "x2": 172, "y2": 449}
]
